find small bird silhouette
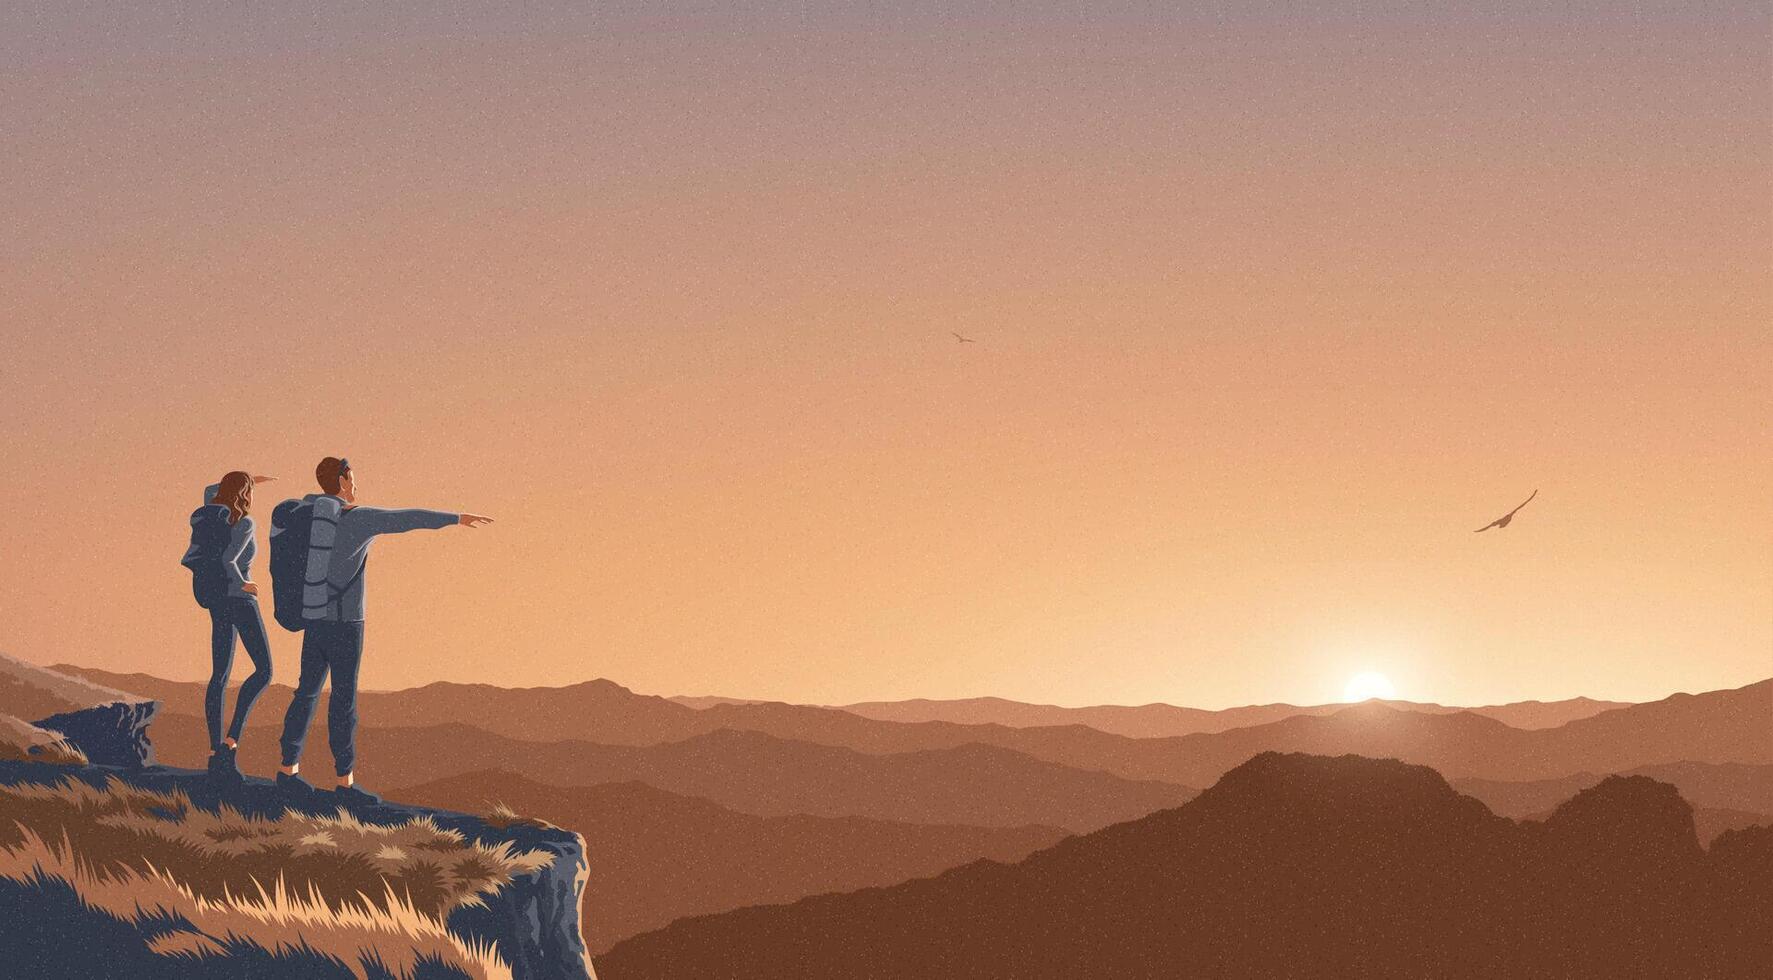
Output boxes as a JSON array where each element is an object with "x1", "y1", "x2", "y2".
[
  {"x1": 1474, "y1": 489, "x2": 1538, "y2": 533},
  {"x1": 952, "y1": 332, "x2": 976, "y2": 344}
]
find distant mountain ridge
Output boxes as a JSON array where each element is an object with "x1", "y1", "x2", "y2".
[
  {"x1": 669, "y1": 695, "x2": 767, "y2": 710},
  {"x1": 394, "y1": 770, "x2": 1069, "y2": 951},
  {"x1": 598, "y1": 752, "x2": 1773, "y2": 979},
  {"x1": 131, "y1": 704, "x2": 1195, "y2": 833},
  {"x1": 366, "y1": 727, "x2": 1196, "y2": 833},
  {"x1": 827, "y1": 692, "x2": 1631, "y2": 736},
  {"x1": 56, "y1": 663, "x2": 1773, "y2": 790}
]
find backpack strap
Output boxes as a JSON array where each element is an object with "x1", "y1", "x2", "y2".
[
  {"x1": 301, "y1": 497, "x2": 368, "y2": 618},
  {"x1": 301, "y1": 498, "x2": 344, "y2": 618}
]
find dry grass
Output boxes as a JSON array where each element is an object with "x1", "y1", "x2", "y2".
[
  {"x1": 0, "y1": 712, "x2": 87, "y2": 766},
  {"x1": 3, "y1": 824, "x2": 510, "y2": 980},
  {"x1": 482, "y1": 801, "x2": 553, "y2": 831},
  {"x1": 0, "y1": 777, "x2": 555, "y2": 979}
]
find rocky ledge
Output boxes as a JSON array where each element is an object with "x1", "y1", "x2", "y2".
[{"x1": 31, "y1": 698, "x2": 160, "y2": 768}]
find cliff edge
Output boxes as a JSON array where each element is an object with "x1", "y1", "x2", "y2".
[{"x1": 0, "y1": 655, "x2": 595, "y2": 980}]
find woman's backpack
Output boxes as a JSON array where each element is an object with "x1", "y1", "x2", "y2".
[{"x1": 180, "y1": 505, "x2": 233, "y2": 609}]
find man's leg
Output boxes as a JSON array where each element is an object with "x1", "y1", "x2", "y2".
[
  {"x1": 278, "y1": 626, "x2": 332, "y2": 769},
  {"x1": 326, "y1": 621, "x2": 366, "y2": 781}
]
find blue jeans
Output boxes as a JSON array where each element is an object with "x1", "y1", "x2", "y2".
[
  {"x1": 205, "y1": 597, "x2": 273, "y2": 752},
  {"x1": 277, "y1": 621, "x2": 366, "y2": 777}
]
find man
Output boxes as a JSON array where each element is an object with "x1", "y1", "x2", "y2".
[{"x1": 276, "y1": 456, "x2": 493, "y2": 803}]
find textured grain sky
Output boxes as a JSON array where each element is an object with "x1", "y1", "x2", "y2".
[{"x1": 2, "y1": 1, "x2": 1768, "y2": 707}]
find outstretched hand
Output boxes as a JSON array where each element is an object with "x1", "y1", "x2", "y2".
[
  {"x1": 459, "y1": 513, "x2": 494, "y2": 528},
  {"x1": 252, "y1": 475, "x2": 277, "y2": 484}
]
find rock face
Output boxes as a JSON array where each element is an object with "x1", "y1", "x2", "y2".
[
  {"x1": 0, "y1": 760, "x2": 596, "y2": 980},
  {"x1": 31, "y1": 698, "x2": 159, "y2": 768},
  {"x1": 448, "y1": 818, "x2": 594, "y2": 980},
  {"x1": 0, "y1": 653, "x2": 160, "y2": 768}
]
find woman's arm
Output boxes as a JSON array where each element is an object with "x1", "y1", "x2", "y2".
[
  {"x1": 205, "y1": 475, "x2": 273, "y2": 504},
  {"x1": 221, "y1": 518, "x2": 253, "y2": 592}
]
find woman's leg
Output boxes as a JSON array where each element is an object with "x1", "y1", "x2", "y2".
[
  {"x1": 205, "y1": 605, "x2": 237, "y2": 752},
  {"x1": 225, "y1": 598, "x2": 274, "y2": 744}
]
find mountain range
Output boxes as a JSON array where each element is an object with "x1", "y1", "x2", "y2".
[
  {"x1": 58, "y1": 664, "x2": 1773, "y2": 788},
  {"x1": 825, "y1": 692, "x2": 1629, "y2": 736},
  {"x1": 393, "y1": 770, "x2": 1068, "y2": 951},
  {"x1": 597, "y1": 752, "x2": 1773, "y2": 979},
  {"x1": 26, "y1": 657, "x2": 1771, "y2": 977},
  {"x1": 136, "y1": 708, "x2": 1192, "y2": 832}
]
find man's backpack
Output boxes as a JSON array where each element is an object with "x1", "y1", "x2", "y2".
[
  {"x1": 269, "y1": 496, "x2": 362, "y2": 632},
  {"x1": 180, "y1": 505, "x2": 233, "y2": 609},
  {"x1": 269, "y1": 498, "x2": 320, "y2": 631}
]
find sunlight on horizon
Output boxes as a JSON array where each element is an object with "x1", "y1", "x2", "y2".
[{"x1": 1343, "y1": 672, "x2": 1399, "y2": 703}]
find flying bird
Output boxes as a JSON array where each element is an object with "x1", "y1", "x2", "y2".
[
  {"x1": 952, "y1": 332, "x2": 976, "y2": 343},
  {"x1": 1474, "y1": 489, "x2": 1538, "y2": 533}
]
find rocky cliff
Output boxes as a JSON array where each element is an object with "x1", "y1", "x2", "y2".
[{"x1": 0, "y1": 653, "x2": 597, "y2": 980}]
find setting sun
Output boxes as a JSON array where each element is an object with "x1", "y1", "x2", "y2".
[{"x1": 1344, "y1": 672, "x2": 1398, "y2": 703}]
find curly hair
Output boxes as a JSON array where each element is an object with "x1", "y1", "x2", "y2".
[{"x1": 210, "y1": 471, "x2": 253, "y2": 526}]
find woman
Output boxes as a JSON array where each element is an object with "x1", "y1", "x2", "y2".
[{"x1": 193, "y1": 471, "x2": 276, "y2": 782}]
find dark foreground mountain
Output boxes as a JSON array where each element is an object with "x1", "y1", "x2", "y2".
[
  {"x1": 395, "y1": 770, "x2": 1069, "y2": 951},
  {"x1": 1453, "y1": 761, "x2": 1773, "y2": 830},
  {"x1": 599, "y1": 753, "x2": 1772, "y2": 980}
]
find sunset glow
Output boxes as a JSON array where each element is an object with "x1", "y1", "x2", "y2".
[
  {"x1": 1344, "y1": 672, "x2": 1399, "y2": 704},
  {"x1": 1, "y1": 4, "x2": 1767, "y2": 710}
]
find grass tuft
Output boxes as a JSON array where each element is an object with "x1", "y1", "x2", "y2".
[
  {"x1": 483, "y1": 801, "x2": 553, "y2": 831},
  {"x1": 0, "y1": 713, "x2": 88, "y2": 766}
]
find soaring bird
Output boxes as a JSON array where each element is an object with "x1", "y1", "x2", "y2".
[
  {"x1": 952, "y1": 332, "x2": 977, "y2": 343},
  {"x1": 1474, "y1": 489, "x2": 1538, "y2": 533}
]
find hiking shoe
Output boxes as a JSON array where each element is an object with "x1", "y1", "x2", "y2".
[
  {"x1": 276, "y1": 771, "x2": 318, "y2": 798},
  {"x1": 333, "y1": 784, "x2": 381, "y2": 806},
  {"x1": 207, "y1": 747, "x2": 243, "y2": 786}
]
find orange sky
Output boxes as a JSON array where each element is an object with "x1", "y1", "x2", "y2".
[{"x1": 2, "y1": 2, "x2": 1769, "y2": 708}]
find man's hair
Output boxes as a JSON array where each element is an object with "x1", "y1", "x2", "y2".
[{"x1": 316, "y1": 457, "x2": 351, "y2": 495}]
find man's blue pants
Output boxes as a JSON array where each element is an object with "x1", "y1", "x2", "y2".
[{"x1": 278, "y1": 620, "x2": 366, "y2": 777}]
